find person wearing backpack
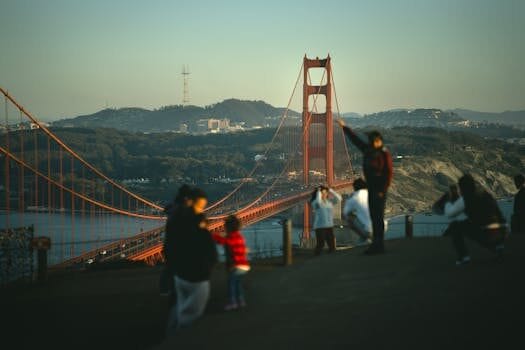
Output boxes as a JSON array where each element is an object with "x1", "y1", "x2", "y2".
[{"x1": 337, "y1": 119, "x2": 393, "y2": 255}]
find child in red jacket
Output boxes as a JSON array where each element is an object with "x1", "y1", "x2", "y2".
[{"x1": 212, "y1": 215, "x2": 250, "y2": 311}]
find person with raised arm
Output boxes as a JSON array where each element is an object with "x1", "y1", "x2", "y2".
[{"x1": 337, "y1": 119, "x2": 393, "y2": 255}]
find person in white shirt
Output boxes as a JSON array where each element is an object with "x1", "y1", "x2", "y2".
[
  {"x1": 311, "y1": 185, "x2": 342, "y2": 255},
  {"x1": 343, "y1": 178, "x2": 372, "y2": 245},
  {"x1": 343, "y1": 178, "x2": 388, "y2": 246},
  {"x1": 443, "y1": 185, "x2": 467, "y2": 223}
]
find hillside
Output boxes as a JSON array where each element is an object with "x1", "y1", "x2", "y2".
[
  {"x1": 346, "y1": 109, "x2": 468, "y2": 129},
  {"x1": 6, "y1": 126, "x2": 521, "y2": 215},
  {"x1": 52, "y1": 99, "x2": 300, "y2": 132},
  {"x1": 342, "y1": 108, "x2": 525, "y2": 139},
  {"x1": 52, "y1": 100, "x2": 525, "y2": 136},
  {"x1": 370, "y1": 127, "x2": 524, "y2": 214},
  {"x1": 451, "y1": 109, "x2": 525, "y2": 128}
]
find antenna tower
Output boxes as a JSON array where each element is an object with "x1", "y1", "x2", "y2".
[{"x1": 182, "y1": 64, "x2": 190, "y2": 105}]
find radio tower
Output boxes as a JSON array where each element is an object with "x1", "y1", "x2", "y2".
[{"x1": 182, "y1": 64, "x2": 190, "y2": 106}]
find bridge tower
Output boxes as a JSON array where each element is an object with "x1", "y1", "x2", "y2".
[{"x1": 302, "y1": 55, "x2": 334, "y2": 242}]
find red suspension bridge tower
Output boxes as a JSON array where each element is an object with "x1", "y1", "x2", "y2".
[{"x1": 302, "y1": 55, "x2": 334, "y2": 241}]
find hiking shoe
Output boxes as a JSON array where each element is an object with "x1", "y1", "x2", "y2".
[
  {"x1": 455, "y1": 256, "x2": 471, "y2": 266},
  {"x1": 224, "y1": 303, "x2": 238, "y2": 311}
]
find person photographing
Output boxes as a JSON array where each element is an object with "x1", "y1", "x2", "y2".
[{"x1": 311, "y1": 185, "x2": 342, "y2": 255}]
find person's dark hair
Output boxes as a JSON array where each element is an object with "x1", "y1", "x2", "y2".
[
  {"x1": 190, "y1": 187, "x2": 208, "y2": 200},
  {"x1": 367, "y1": 130, "x2": 383, "y2": 144},
  {"x1": 225, "y1": 215, "x2": 241, "y2": 233},
  {"x1": 458, "y1": 174, "x2": 476, "y2": 198},
  {"x1": 514, "y1": 174, "x2": 525, "y2": 188},
  {"x1": 449, "y1": 184, "x2": 459, "y2": 202},
  {"x1": 164, "y1": 184, "x2": 193, "y2": 214},
  {"x1": 353, "y1": 178, "x2": 367, "y2": 191},
  {"x1": 310, "y1": 189, "x2": 317, "y2": 203},
  {"x1": 174, "y1": 184, "x2": 193, "y2": 205},
  {"x1": 310, "y1": 186, "x2": 328, "y2": 203}
]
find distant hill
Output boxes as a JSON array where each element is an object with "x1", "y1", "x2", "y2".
[
  {"x1": 52, "y1": 99, "x2": 301, "y2": 132},
  {"x1": 342, "y1": 112, "x2": 362, "y2": 119},
  {"x1": 344, "y1": 109, "x2": 469, "y2": 129},
  {"x1": 15, "y1": 126, "x2": 522, "y2": 214},
  {"x1": 53, "y1": 101, "x2": 525, "y2": 136},
  {"x1": 450, "y1": 109, "x2": 525, "y2": 128}
]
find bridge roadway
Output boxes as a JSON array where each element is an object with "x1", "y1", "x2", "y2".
[{"x1": 53, "y1": 181, "x2": 353, "y2": 269}]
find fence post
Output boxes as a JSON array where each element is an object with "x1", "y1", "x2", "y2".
[
  {"x1": 283, "y1": 219, "x2": 292, "y2": 265},
  {"x1": 405, "y1": 215, "x2": 413, "y2": 239},
  {"x1": 32, "y1": 237, "x2": 51, "y2": 282}
]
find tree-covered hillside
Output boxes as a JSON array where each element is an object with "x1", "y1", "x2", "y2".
[{"x1": 4, "y1": 126, "x2": 524, "y2": 213}]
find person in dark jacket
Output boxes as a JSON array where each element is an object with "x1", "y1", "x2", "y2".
[
  {"x1": 166, "y1": 188, "x2": 218, "y2": 335},
  {"x1": 161, "y1": 184, "x2": 193, "y2": 297},
  {"x1": 443, "y1": 174, "x2": 506, "y2": 265},
  {"x1": 511, "y1": 174, "x2": 525, "y2": 234},
  {"x1": 337, "y1": 119, "x2": 393, "y2": 255}
]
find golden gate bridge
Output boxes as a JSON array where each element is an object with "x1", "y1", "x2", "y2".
[{"x1": 1, "y1": 56, "x2": 355, "y2": 269}]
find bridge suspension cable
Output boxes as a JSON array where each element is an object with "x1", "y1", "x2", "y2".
[
  {"x1": 208, "y1": 65, "x2": 329, "y2": 219},
  {"x1": 206, "y1": 62, "x2": 305, "y2": 211},
  {"x1": 0, "y1": 88, "x2": 164, "y2": 212},
  {"x1": 330, "y1": 65, "x2": 354, "y2": 176}
]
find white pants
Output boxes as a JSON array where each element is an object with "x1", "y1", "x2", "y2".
[{"x1": 166, "y1": 276, "x2": 210, "y2": 334}]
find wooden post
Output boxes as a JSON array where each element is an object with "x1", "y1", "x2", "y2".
[
  {"x1": 283, "y1": 219, "x2": 292, "y2": 265},
  {"x1": 405, "y1": 215, "x2": 413, "y2": 239},
  {"x1": 32, "y1": 236, "x2": 51, "y2": 282}
]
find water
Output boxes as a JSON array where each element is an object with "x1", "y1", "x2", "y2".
[
  {"x1": 0, "y1": 198, "x2": 515, "y2": 264},
  {"x1": 0, "y1": 211, "x2": 161, "y2": 264}
]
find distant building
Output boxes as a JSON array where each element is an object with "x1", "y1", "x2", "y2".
[
  {"x1": 196, "y1": 118, "x2": 231, "y2": 133},
  {"x1": 30, "y1": 122, "x2": 50, "y2": 129}
]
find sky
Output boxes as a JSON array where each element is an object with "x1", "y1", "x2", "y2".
[{"x1": 1, "y1": 0, "x2": 524, "y2": 120}]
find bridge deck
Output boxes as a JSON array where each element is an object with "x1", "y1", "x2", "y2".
[{"x1": 2, "y1": 235, "x2": 524, "y2": 349}]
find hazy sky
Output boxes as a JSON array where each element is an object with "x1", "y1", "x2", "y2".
[{"x1": 1, "y1": 0, "x2": 524, "y2": 120}]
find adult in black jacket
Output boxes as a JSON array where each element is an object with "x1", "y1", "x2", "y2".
[
  {"x1": 512, "y1": 174, "x2": 525, "y2": 234},
  {"x1": 337, "y1": 119, "x2": 393, "y2": 255},
  {"x1": 443, "y1": 174, "x2": 506, "y2": 265},
  {"x1": 164, "y1": 185, "x2": 194, "y2": 275},
  {"x1": 166, "y1": 188, "x2": 218, "y2": 335}
]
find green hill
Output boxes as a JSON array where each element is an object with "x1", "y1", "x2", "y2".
[
  {"x1": 4, "y1": 126, "x2": 523, "y2": 213},
  {"x1": 52, "y1": 99, "x2": 300, "y2": 132}
]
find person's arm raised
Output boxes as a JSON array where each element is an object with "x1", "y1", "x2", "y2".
[
  {"x1": 336, "y1": 119, "x2": 368, "y2": 152},
  {"x1": 328, "y1": 188, "x2": 342, "y2": 204}
]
